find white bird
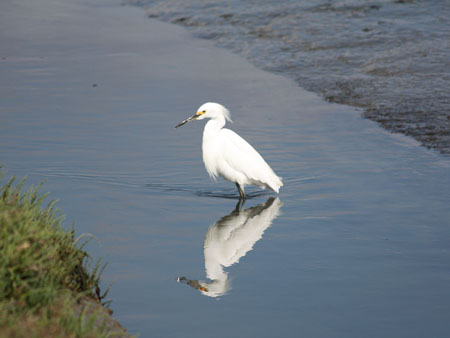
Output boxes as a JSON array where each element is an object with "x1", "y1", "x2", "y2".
[
  {"x1": 175, "y1": 102, "x2": 283, "y2": 199},
  {"x1": 177, "y1": 197, "x2": 283, "y2": 297}
]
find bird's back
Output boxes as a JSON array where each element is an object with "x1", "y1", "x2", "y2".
[{"x1": 216, "y1": 128, "x2": 283, "y2": 192}]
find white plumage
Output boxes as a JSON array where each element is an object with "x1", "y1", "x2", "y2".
[
  {"x1": 177, "y1": 197, "x2": 283, "y2": 297},
  {"x1": 175, "y1": 102, "x2": 283, "y2": 199}
]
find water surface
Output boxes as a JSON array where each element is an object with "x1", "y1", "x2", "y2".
[
  {"x1": 1, "y1": 0, "x2": 450, "y2": 337},
  {"x1": 130, "y1": 0, "x2": 450, "y2": 153}
]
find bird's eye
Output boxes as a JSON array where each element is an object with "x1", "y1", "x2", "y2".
[{"x1": 202, "y1": 110, "x2": 206, "y2": 113}]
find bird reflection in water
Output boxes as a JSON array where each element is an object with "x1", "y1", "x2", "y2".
[{"x1": 177, "y1": 197, "x2": 283, "y2": 297}]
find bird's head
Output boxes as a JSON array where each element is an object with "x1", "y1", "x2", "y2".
[{"x1": 175, "y1": 102, "x2": 232, "y2": 128}]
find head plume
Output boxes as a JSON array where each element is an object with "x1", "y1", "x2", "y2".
[{"x1": 198, "y1": 102, "x2": 232, "y2": 123}]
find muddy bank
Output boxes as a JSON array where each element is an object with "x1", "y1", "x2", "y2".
[{"x1": 128, "y1": 0, "x2": 450, "y2": 154}]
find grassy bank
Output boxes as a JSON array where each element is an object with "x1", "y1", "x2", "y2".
[{"x1": 0, "y1": 175, "x2": 130, "y2": 337}]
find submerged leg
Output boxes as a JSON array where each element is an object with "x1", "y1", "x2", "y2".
[
  {"x1": 235, "y1": 183, "x2": 246, "y2": 200},
  {"x1": 234, "y1": 197, "x2": 246, "y2": 212}
]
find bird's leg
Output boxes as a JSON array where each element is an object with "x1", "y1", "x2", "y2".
[
  {"x1": 236, "y1": 183, "x2": 246, "y2": 201},
  {"x1": 234, "y1": 197, "x2": 245, "y2": 212}
]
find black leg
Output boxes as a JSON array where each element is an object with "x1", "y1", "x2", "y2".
[
  {"x1": 234, "y1": 197, "x2": 246, "y2": 212},
  {"x1": 235, "y1": 183, "x2": 246, "y2": 200}
]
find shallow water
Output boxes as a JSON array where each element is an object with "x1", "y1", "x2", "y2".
[
  {"x1": 130, "y1": 0, "x2": 450, "y2": 154},
  {"x1": 1, "y1": 0, "x2": 450, "y2": 337}
]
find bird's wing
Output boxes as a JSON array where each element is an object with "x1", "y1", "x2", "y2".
[{"x1": 219, "y1": 128, "x2": 281, "y2": 190}]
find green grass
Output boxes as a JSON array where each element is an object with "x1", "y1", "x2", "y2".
[{"x1": 0, "y1": 175, "x2": 125, "y2": 337}]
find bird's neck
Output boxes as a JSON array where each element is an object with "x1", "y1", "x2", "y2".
[{"x1": 204, "y1": 116, "x2": 226, "y2": 137}]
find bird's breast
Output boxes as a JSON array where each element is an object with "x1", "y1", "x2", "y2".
[{"x1": 202, "y1": 131, "x2": 220, "y2": 179}]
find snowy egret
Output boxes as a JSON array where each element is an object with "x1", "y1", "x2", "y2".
[
  {"x1": 175, "y1": 102, "x2": 283, "y2": 199},
  {"x1": 177, "y1": 197, "x2": 283, "y2": 297}
]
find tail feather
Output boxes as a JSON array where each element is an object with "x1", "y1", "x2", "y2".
[
  {"x1": 253, "y1": 174, "x2": 282, "y2": 193},
  {"x1": 269, "y1": 175, "x2": 283, "y2": 193}
]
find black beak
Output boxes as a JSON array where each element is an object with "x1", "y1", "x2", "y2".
[{"x1": 175, "y1": 114, "x2": 197, "y2": 128}]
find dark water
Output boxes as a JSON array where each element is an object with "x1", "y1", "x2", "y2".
[
  {"x1": 129, "y1": 0, "x2": 450, "y2": 154},
  {"x1": 1, "y1": 0, "x2": 450, "y2": 337}
]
